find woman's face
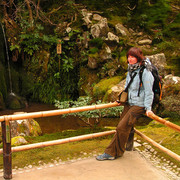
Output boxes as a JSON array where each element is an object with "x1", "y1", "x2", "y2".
[{"x1": 128, "y1": 55, "x2": 138, "y2": 65}]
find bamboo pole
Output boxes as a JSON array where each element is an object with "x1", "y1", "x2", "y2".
[
  {"x1": 148, "y1": 112, "x2": 180, "y2": 133},
  {"x1": 0, "y1": 102, "x2": 119, "y2": 122},
  {"x1": 0, "y1": 102, "x2": 179, "y2": 133},
  {"x1": 134, "y1": 128, "x2": 180, "y2": 162},
  {"x1": 0, "y1": 130, "x2": 116, "y2": 154}
]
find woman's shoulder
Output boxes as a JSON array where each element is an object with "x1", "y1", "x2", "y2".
[{"x1": 141, "y1": 67, "x2": 154, "y2": 80}]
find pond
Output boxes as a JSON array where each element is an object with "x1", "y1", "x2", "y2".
[{"x1": 0, "y1": 102, "x2": 120, "y2": 134}]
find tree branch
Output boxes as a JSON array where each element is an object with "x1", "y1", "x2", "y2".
[{"x1": 25, "y1": 0, "x2": 33, "y2": 25}]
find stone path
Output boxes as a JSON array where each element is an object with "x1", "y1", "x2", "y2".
[{"x1": 0, "y1": 151, "x2": 174, "y2": 180}]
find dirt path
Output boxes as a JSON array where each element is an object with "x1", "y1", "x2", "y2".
[{"x1": 1, "y1": 151, "x2": 171, "y2": 180}]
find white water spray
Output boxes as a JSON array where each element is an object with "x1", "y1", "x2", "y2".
[{"x1": 1, "y1": 23, "x2": 13, "y2": 94}]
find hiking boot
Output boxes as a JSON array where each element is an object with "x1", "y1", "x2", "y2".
[{"x1": 96, "y1": 153, "x2": 115, "y2": 161}]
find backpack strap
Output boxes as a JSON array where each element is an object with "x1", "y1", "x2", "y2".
[
  {"x1": 124, "y1": 72, "x2": 137, "y2": 92},
  {"x1": 138, "y1": 66, "x2": 145, "y2": 96}
]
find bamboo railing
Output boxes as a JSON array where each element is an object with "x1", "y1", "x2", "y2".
[
  {"x1": 0, "y1": 102, "x2": 180, "y2": 179},
  {"x1": 0, "y1": 102, "x2": 179, "y2": 133},
  {"x1": 0, "y1": 130, "x2": 116, "y2": 154},
  {"x1": 134, "y1": 128, "x2": 180, "y2": 162},
  {"x1": 148, "y1": 112, "x2": 180, "y2": 133},
  {"x1": 0, "y1": 102, "x2": 119, "y2": 122}
]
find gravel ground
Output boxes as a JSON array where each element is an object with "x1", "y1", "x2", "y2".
[
  {"x1": 134, "y1": 138, "x2": 180, "y2": 180},
  {"x1": 0, "y1": 139, "x2": 179, "y2": 180}
]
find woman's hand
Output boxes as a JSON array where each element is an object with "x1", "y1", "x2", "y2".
[
  {"x1": 146, "y1": 110, "x2": 154, "y2": 117},
  {"x1": 115, "y1": 100, "x2": 121, "y2": 106}
]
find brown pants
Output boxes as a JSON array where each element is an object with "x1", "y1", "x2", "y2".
[{"x1": 104, "y1": 104, "x2": 145, "y2": 157}]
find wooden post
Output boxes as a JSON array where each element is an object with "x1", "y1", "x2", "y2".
[
  {"x1": 1, "y1": 120, "x2": 12, "y2": 179},
  {"x1": 57, "y1": 40, "x2": 62, "y2": 55},
  {"x1": 57, "y1": 40, "x2": 62, "y2": 72}
]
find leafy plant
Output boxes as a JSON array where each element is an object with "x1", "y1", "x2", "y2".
[
  {"x1": 10, "y1": 21, "x2": 57, "y2": 56},
  {"x1": 55, "y1": 96, "x2": 123, "y2": 126},
  {"x1": 89, "y1": 38, "x2": 104, "y2": 49},
  {"x1": 62, "y1": 56, "x2": 74, "y2": 72},
  {"x1": 89, "y1": 47, "x2": 99, "y2": 54},
  {"x1": 32, "y1": 76, "x2": 60, "y2": 104}
]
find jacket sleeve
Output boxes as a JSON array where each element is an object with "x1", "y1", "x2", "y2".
[
  {"x1": 124, "y1": 72, "x2": 130, "y2": 89},
  {"x1": 142, "y1": 69, "x2": 154, "y2": 111}
]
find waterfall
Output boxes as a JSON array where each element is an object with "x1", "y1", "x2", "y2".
[{"x1": 1, "y1": 22, "x2": 13, "y2": 95}]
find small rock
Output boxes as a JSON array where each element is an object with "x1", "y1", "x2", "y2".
[
  {"x1": 138, "y1": 39, "x2": 152, "y2": 45},
  {"x1": 11, "y1": 136, "x2": 27, "y2": 146}
]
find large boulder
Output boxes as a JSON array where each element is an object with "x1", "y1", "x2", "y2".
[
  {"x1": 115, "y1": 23, "x2": 129, "y2": 37},
  {"x1": 99, "y1": 45, "x2": 112, "y2": 61},
  {"x1": 93, "y1": 76, "x2": 123, "y2": 101},
  {"x1": 160, "y1": 74, "x2": 180, "y2": 114},
  {"x1": 6, "y1": 93, "x2": 27, "y2": 110},
  {"x1": 162, "y1": 74, "x2": 180, "y2": 95},
  {"x1": 105, "y1": 79, "x2": 126, "y2": 102},
  {"x1": 93, "y1": 14, "x2": 103, "y2": 21},
  {"x1": 106, "y1": 32, "x2": 119, "y2": 43},
  {"x1": 91, "y1": 18, "x2": 109, "y2": 38},
  {"x1": 146, "y1": 53, "x2": 167, "y2": 76},
  {"x1": 10, "y1": 112, "x2": 42, "y2": 138}
]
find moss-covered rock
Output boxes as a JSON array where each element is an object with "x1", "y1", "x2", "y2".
[
  {"x1": 10, "y1": 112, "x2": 42, "y2": 138},
  {"x1": 11, "y1": 136, "x2": 27, "y2": 146},
  {"x1": 93, "y1": 76, "x2": 124, "y2": 101},
  {"x1": 104, "y1": 78, "x2": 126, "y2": 102},
  {"x1": 6, "y1": 93, "x2": 27, "y2": 109}
]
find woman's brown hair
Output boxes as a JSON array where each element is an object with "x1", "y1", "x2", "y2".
[{"x1": 126, "y1": 47, "x2": 145, "y2": 63}]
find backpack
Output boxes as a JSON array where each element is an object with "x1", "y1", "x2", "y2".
[{"x1": 138, "y1": 64, "x2": 162, "y2": 106}]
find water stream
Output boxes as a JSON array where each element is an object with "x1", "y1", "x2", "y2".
[{"x1": 1, "y1": 22, "x2": 13, "y2": 94}]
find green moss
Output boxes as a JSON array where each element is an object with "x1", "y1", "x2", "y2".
[
  {"x1": 120, "y1": 55, "x2": 128, "y2": 70},
  {"x1": 137, "y1": 122, "x2": 180, "y2": 157},
  {"x1": 11, "y1": 136, "x2": 27, "y2": 146},
  {"x1": 163, "y1": 13, "x2": 180, "y2": 39},
  {"x1": 93, "y1": 76, "x2": 123, "y2": 100},
  {"x1": 134, "y1": 0, "x2": 171, "y2": 29},
  {"x1": 30, "y1": 120, "x2": 42, "y2": 136},
  {"x1": 89, "y1": 47, "x2": 99, "y2": 54},
  {"x1": 103, "y1": 89, "x2": 113, "y2": 102},
  {"x1": 88, "y1": 52, "x2": 99, "y2": 58},
  {"x1": 0, "y1": 127, "x2": 112, "y2": 168},
  {"x1": 19, "y1": 123, "x2": 26, "y2": 133},
  {"x1": 89, "y1": 38, "x2": 104, "y2": 49},
  {"x1": 108, "y1": 15, "x2": 124, "y2": 25},
  {"x1": 9, "y1": 98, "x2": 21, "y2": 109}
]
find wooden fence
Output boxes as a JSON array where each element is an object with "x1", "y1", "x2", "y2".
[{"x1": 0, "y1": 102, "x2": 180, "y2": 179}]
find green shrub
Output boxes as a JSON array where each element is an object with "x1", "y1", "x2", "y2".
[
  {"x1": 163, "y1": 23, "x2": 180, "y2": 39},
  {"x1": 89, "y1": 38, "x2": 104, "y2": 49},
  {"x1": 89, "y1": 47, "x2": 99, "y2": 54},
  {"x1": 55, "y1": 96, "x2": 123, "y2": 118},
  {"x1": 130, "y1": 0, "x2": 171, "y2": 30}
]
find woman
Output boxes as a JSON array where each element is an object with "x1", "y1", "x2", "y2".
[{"x1": 96, "y1": 47, "x2": 154, "y2": 160}]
